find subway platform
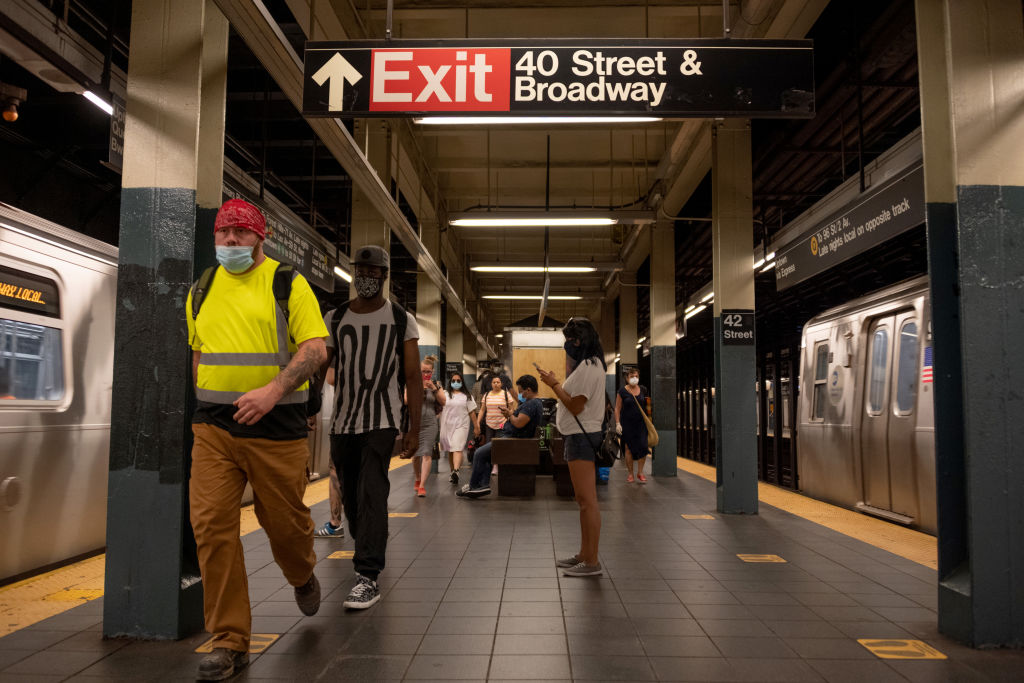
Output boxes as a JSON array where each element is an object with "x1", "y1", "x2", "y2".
[{"x1": 1, "y1": 459, "x2": 1023, "y2": 682}]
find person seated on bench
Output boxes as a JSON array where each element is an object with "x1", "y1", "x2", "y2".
[{"x1": 456, "y1": 374, "x2": 542, "y2": 499}]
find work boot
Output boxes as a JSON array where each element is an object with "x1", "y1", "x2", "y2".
[
  {"x1": 196, "y1": 647, "x2": 248, "y2": 681},
  {"x1": 294, "y1": 573, "x2": 321, "y2": 616}
]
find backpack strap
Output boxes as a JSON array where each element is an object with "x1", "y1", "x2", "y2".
[
  {"x1": 189, "y1": 266, "x2": 217, "y2": 320},
  {"x1": 272, "y1": 264, "x2": 296, "y2": 343},
  {"x1": 390, "y1": 301, "x2": 408, "y2": 395}
]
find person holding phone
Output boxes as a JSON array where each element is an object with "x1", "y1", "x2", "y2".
[
  {"x1": 412, "y1": 354, "x2": 441, "y2": 497},
  {"x1": 537, "y1": 317, "x2": 607, "y2": 577}
]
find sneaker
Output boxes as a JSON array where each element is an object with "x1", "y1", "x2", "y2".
[
  {"x1": 562, "y1": 561, "x2": 603, "y2": 577},
  {"x1": 637, "y1": 473, "x2": 647, "y2": 484},
  {"x1": 626, "y1": 473, "x2": 634, "y2": 483},
  {"x1": 196, "y1": 647, "x2": 249, "y2": 681},
  {"x1": 455, "y1": 483, "x2": 490, "y2": 498},
  {"x1": 416, "y1": 486, "x2": 426, "y2": 497},
  {"x1": 449, "y1": 470, "x2": 459, "y2": 485},
  {"x1": 343, "y1": 573, "x2": 381, "y2": 610},
  {"x1": 314, "y1": 521, "x2": 344, "y2": 538},
  {"x1": 556, "y1": 554, "x2": 580, "y2": 568},
  {"x1": 294, "y1": 574, "x2": 321, "y2": 616}
]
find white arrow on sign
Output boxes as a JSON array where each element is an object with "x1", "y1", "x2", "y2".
[{"x1": 312, "y1": 53, "x2": 363, "y2": 112}]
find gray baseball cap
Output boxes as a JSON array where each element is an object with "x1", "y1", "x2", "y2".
[{"x1": 353, "y1": 244, "x2": 389, "y2": 269}]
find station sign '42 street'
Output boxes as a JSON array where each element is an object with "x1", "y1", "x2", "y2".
[{"x1": 302, "y1": 39, "x2": 814, "y2": 119}]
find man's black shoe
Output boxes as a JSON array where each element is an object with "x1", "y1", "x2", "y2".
[
  {"x1": 455, "y1": 484, "x2": 490, "y2": 498},
  {"x1": 294, "y1": 573, "x2": 321, "y2": 616},
  {"x1": 196, "y1": 647, "x2": 249, "y2": 681}
]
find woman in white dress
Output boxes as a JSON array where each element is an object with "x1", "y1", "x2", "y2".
[{"x1": 436, "y1": 372, "x2": 478, "y2": 487}]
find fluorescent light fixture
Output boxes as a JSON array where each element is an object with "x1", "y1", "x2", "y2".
[
  {"x1": 636, "y1": 336, "x2": 647, "y2": 344},
  {"x1": 636, "y1": 343, "x2": 642, "y2": 349},
  {"x1": 453, "y1": 217, "x2": 616, "y2": 228},
  {"x1": 753, "y1": 251, "x2": 777, "y2": 270},
  {"x1": 760, "y1": 261, "x2": 777, "y2": 273},
  {"x1": 700, "y1": 292, "x2": 715, "y2": 303},
  {"x1": 767, "y1": 251, "x2": 776, "y2": 261},
  {"x1": 83, "y1": 91, "x2": 113, "y2": 115},
  {"x1": 495, "y1": 334, "x2": 504, "y2": 338},
  {"x1": 471, "y1": 265, "x2": 596, "y2": 273},
  {"x1": 753, "y1": 258, "x2": 765, "y2": 270},
  {"x1": 685, "y1": 304, "x2": 696, "y2": 313},
  {"x1": 684, "y1": 305, "x2": 707, "y2": 320},
  {"x1": 333, "y1": 266, "x2": 352, "y2": 282},
  {"x1": 415, "y1": 116, "x2": 661, "y2": 125},
  {"x1": 483, "y1": 295, "x2": 582, "y2": 300}
]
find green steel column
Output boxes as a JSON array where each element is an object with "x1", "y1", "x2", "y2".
[
  {"x1": 446, "y1": 270, "x2": 465, "y2": 381},
  {"x1": 600, "y1": 297, "x2": 617, "y2": 401},
  {"x1": 650, "y1": 220, "x2": 677, "y2": 477},
  {"x1": 619, "y1": 272, "x2": 638, "y2": 368},
  {"x1": 104, "y1": 0, "x2": 207, "y2": 638},
  {"x1": 711, "y1": 120, "x2": 757, "y2": 514},
  {"x1": 350, "y1": 120, "x2": 391, "y2": 300},
  {"x1": 916, "y1": 0, "x2": 1024, "y2": 647}
]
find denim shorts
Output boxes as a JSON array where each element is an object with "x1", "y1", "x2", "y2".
[{"x1": 564, "y1": 432, "x2": 602, "y2": 462}]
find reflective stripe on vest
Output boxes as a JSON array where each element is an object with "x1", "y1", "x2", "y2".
[{"x1": 197, "y1": 292, "x2": 300, "y2": 404}]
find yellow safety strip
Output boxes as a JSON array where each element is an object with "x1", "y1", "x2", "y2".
[
  {"x1": 677, "y1": 457, "x2": 938, "y2": 569},
  {"x1": 0, "y1": 458, "x2": 410, "y2": 637}
]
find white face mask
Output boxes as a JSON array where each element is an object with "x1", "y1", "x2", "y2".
[{"x1": 628, "y1": 377, "x2": 639, "y2": 386}]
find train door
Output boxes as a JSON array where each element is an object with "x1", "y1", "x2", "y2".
[{"x1": 860, "y1": 310, "x2": 919, "y2": 521}]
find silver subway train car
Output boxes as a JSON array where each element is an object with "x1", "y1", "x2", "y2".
[
  {"x1": 797, "y1": 276, "x2": 937, "y2": 533},
  {"x1": 0, "y1": 203, "x2": 118, "y2": 581}
]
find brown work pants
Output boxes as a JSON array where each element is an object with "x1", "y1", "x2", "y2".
[{"x1": 189, "y1": 423, "x2": 316, "y2": 652}]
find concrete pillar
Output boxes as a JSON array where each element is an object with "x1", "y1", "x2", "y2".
[
  {"x1": 650, "y1": 220, "x2": 677, "y2": 477},
  {"x1": 618, "y1": 273, "x2": 638, "y2": 367},
  {"x1": 445, "y1": 280, "x2": 465, "y2": 382},
  {"x1": 416, "y1": 222, "x2": 442, "y2": 364},
  {"x1": 711, "y1": 119, "x2": 757, "y2": 514},
  {"x1": 463, "y1": 324, "x2": 477, "y2": 391},
  {"x1": 599, "y1": 297, "x2": 617, "y2": 400},
  {"x1": 104, "y1": 0, "x2": 208, "y2": 638},
  {"x1": 916, "y1": 0, "x2": 1024, "y2": 647},
  {"x1": 350, "y1": 120, "x2": 391, "y2": 300}
]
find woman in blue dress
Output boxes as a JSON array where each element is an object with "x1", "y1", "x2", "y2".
[{"x1": 614, "y1": 367, "x2": 649, "y2": 483}]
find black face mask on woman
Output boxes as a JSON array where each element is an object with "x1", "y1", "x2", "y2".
[{"x1": 564, "y1": 339, "x2": 587, "y2": 362}]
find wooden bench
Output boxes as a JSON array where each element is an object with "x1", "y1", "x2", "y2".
[
  {"x1": 491, "y1": 438, "x2": 540, "y2": 497},
  {"x1": 549, "y1": 437, "x2": 574, "y2": 497}
]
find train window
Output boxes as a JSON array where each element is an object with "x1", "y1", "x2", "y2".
[
  {"x1": 0, "y1": 318, "x2": 65, "y2": 401},
  {"x1": 811, "y1": 342, "x2": 829, "y2": 420},
  {"x1": 868, "y1": 328, "x2": 889, "y2": 414},
  {"x1": 895, "y1": 321, "x2": 919, "y2": 414}
]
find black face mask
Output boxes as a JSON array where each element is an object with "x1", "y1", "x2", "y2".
[{"x1": 564, "y1": 339, "x2": 586, "y2": 362}]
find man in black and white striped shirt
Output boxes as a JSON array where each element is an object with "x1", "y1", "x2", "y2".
[{"x1": 321, "y1": 245, "x2": 421, "y2": 609}]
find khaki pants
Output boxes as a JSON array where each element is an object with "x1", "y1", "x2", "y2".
[{"x1": 190, "y1": 423, "x2": 315, "y2": 652}]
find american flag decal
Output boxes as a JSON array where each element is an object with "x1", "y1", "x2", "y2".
[{"x1": 922, "y1": 346, "x2": 933, "y2": 383}]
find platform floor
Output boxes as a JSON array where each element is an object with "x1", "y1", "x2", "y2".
[{"x1": 2, "y1": 459, "x2": 1023, "y2": 682}]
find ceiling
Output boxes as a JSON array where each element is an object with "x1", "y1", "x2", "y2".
[{"x1": 0, "y1": 0, "x2": 922, "y2": 348}]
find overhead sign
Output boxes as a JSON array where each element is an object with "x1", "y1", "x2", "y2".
[
  {"x1": 302, "y1": 39, "x2": 814, "y2": 118},
  {"x1": 775, "y1": 165, "x2": 925, "y2": 291}
]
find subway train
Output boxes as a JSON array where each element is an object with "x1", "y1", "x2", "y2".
[
  {"x1": 0, "y1": 202, "x2": 335, "y2": 583},
  {"x1": 797, "y1": 276, "x2": 937, "y2": 534},
  {"x1": 0, "y1": 202, "x2": 118, "y2": 582}
]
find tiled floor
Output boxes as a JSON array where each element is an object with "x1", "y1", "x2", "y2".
[{"x1": 2, "y1": 463, "x2": 1023, "y2": 681}]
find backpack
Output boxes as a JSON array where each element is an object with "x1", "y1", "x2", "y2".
[
  {"x1": 190, "y1": 263, "x2": 296, "y2": 336},
  {"x1": 329, "y1": 299, "x2": 410, "y2": 429}
]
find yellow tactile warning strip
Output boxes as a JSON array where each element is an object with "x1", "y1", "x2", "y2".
[
  {"x1": 196, "y1": 633, "x2": 279, "y2": 654},
  {"x1": 0, "y1": 459, "x2": 412, "y2": 637},
  {"x1": 677, "y1": 457, "x2": 938, "y2": 570},
  {"x1": 328, "y1": 550, "x2": 355, "y2": 559},
  {"x1": 737, "y1": 554, "x2": 787, "y2": 563},
  {"x1": 681, "y1": 514, "x2": 715, "y2": 520},
  {"x1": 388, "y1": 512, "x2": 419, "y2": 518},
  {"x1": 858, "y1": 639, "x2": 947, "y2": 659}
]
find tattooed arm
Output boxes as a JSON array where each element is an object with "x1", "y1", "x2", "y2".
[{"x1": 233, "y1": 338, "x2": 328, "y2": 426}]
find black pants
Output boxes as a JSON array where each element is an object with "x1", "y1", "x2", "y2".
[{"x1": 330, "y1": 429, "x2": 396, "y2": 580}]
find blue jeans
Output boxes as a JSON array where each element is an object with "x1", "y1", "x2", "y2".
[{"x1": 470, "y1": 441, "x2": 494, "y2": 489}]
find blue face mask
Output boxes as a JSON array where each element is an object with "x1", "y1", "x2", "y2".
[
  {"x1": 451, "y1": 381, "x2": 462, "y2": 390},
  {"x1": 518, "y1": 392, "x2": 524, "y2": 403},
  {"x1": 216, "y1": 245, "x2": 255, "y2": 273}
]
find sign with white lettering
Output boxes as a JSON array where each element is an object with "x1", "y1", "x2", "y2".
[
  {"x1": 109, "y1": 94, "x2": 125, "y2": 171},
  {"x1": 302, "y1": 39, "x2": 814, "y2": 118},
  {"x1": 720, "y1": 310, "x2": 755, "y2": 345},
  {"x1": 775, "y1": 165, "x2": 925, "y2": 290}
]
